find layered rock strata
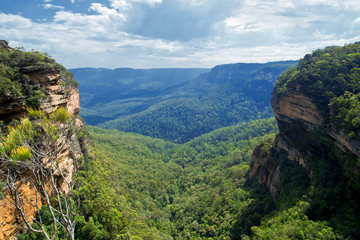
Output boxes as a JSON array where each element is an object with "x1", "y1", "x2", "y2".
[
  {"x1": 249, "y1": 83, "x2": 360, "y2": 195},
  {"x1": 0, "y1": 44, "x2": 86, "y2": 239}
]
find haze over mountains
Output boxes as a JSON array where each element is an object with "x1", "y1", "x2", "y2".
[
  {"x1": 71, "y1": 60, "x2": 298, "y2": 143},
  {"x1": 2, "y1": 40, "x2": 360, "y2": 239}
]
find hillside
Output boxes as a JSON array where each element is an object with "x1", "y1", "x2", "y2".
[
  {"x1": 71, "y1": 67, "x2": 210, "y2": 124},
  {"x1": 72, "y1": 118, "x2": 279, "y2": 239},
  {"x1": 80, "y1": 61, "x2": 297, "y2": 143},
  {"x1": 250, "y1": 42, "x2": 360, "y2": 238},
  {"x1": 2, "y1": 41, "x2": 360, "y2": 240},
  {"x1": 0, "y1": 40, "x2": 89, "y2": 239}
]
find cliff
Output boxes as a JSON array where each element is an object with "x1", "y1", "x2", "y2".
[
  {"x1": 0, "y1": 41, "x2": 79, "y2": 122},
  {"x1": 248, "y1": 43, "x2": 360, "y2": 237},
  {"x1": 0, "y1": 41, "x2": 89, "y2": 239}
]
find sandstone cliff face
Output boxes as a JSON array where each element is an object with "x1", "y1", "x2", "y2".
[
  {"x1": 249, "y1": 83, "x2": 360, "y2": 195},
  {"x1": 0, "y1": 44, "x2": 86, "y2": 239},
  {"x1": 0, "y1": 67, "x2": 80, "y2": 122},
  {"x1": 23, "y1": 66, "x2": 80, "y2": 116},
  {"x1": 248, "y1": 141, "x2": 281, "y2": 196},
  {"x1": 271, "y1": 85, "x2": 324, "y2": 130}
]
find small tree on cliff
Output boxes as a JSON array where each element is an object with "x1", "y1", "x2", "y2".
[{"x1": 0, "y1": 108, "x2": 80, "y2": 240}]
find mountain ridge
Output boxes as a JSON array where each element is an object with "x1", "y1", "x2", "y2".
[{"x1": 75, "y1": 60, "x2": 297, "y2": 143}]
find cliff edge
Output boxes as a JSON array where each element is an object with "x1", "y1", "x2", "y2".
[
  {"x1": 0, "y1": 41, "x2": 89, "y2": 239},
  {"x1": 248, "y1": 42, "x2": 360, "y2": 237}
]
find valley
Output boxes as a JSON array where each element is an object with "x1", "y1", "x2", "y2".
[
  {"x1": 72, "y1": 61, "x2": 297, "y2": 143},
  {"x1": 1, "y1": 41, "x2": 360, "y2": 240}
]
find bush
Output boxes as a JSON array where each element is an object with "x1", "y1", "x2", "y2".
[{"x1": 49, "y1": 107, "x2": 72, "y2": 123}]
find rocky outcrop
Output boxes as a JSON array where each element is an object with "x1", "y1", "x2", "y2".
[
  {"x1": 249, "y1": 79, "x2": 360, "y2": 196},
  {"x1": 248, "y1": 142, "x2": 281, "y2": 196},
  {"x1": 0, "y1": 97, "x2": 26, "y2": 121},
  {"x1": 0, "y1": 40, "x2": 11, "y2": 51},
  {"x1": 0, "y1": 44, "x2": 86, "y2": 240},
  {"x1": 329, "y1": 128, "x2": 360, "y2": 160},
  {"x1": 29, "y1": 68, "x2": 80, "y2": 116},
  {"x1": 249, "y1": 85, "x2": 322, "y2": 194},
  {"x1": 0, "y1": 66, "x2": 80, "y2": 122},
  {"x1": 271, "y1": 85, "x2": 324, "y2": 130},
  {"x1": 0, "y1": 180, "x2": 42, "y2": 239}
]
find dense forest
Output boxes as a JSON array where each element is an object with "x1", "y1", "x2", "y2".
[
  {"x1": 74, "y1": 61, "x2": 297, "y2": 143},
  {"x1": 17, "y1": 118, "x2": 280, "y2": 239},
  {"x1": 16, "y1": 118, "x2": 339, "y2": 239},
  {"x1": 2, "y1": 42, "x2": 360, "y2": 239},
  {"x1": 71, "y1": 68, "x2": 210, "y2": 127}
]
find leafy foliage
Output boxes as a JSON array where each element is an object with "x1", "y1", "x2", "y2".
[
  {"x1": 272, "y1": 42, "x2": 360, "y2": 239},
  {"x1": 274, "y1": 42, "x2": 360, "y2": 122},
  {"x1": 250, "y1": 201, "x2": 339, "y2": 240},
  {"x1": 0, "y1": 45, "x2": 78, "y2": 108},
  {"x1": 73, "y1": 119, "x2": 279, "y2": 239}
]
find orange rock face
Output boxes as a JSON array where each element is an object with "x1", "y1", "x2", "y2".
[
  {"x1": 0, "y1": 67, "x2": 83, "y2": 239},
  {"x1": 271, "y1": 85, "x2": 324, "y2": 130},
  {"x1": 0, "y1": 68, "x2": 80, "y2": 122},
  {"x1": 0, "y1": 181, "x2": 42, "y2": 240}
]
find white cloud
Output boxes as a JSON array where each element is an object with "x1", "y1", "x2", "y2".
[
  {"x1": 42, "y1": 4, "x2": 64, "y2": 10},
  {"x1": 133, "y1": 0, "x2": 162, "y2": 6},
  {"x1": 110, "y1": 0, "x2": 132, "y2": 9},
  {"x1": 1, "y1": 0, "x2": 360, "y2": 69},
  {"x1": 109, "y1": 0, "x2": 162, "y2": 9},
  {"x1": 0, "y1": 13, "x2": 33, "y2": 29}
]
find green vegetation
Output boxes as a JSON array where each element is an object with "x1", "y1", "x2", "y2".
[
  {"x1": 0, "y1": 44, "x2": 78, "y2": 109},
  {"x1": 250, "y1": 201, "x2": 339, "y2": 240},
  {"x1": 13, "y1": 117, "x2": 330, "y2": 239},
  {"x1": 4, "y1": 42, "x2": 360, "y2": 239},
  {"x1": 76, "y1": 61, "x2": 296, "y2": 143},
  {"x1": 0, "y1": 107, "x2": 74, "y2": 164},
  {"x1": 274, "y1": 42, "x2": 360, "y2": 127},
  {"x1": 11, "y1": 118, "x2": 278, "y2": 239},
  {"x1": 272, "y1": 42, "x2": 360, "y2": 239},
  {"x1": 1, "y1": 108, "x2": 79, "y2": 240},
  {"x1": 74, "y1": 118, "x2": 278, "y2": 239},
  {"x1": 62, "y1": 117, "x2": 349, "y2": 239}
]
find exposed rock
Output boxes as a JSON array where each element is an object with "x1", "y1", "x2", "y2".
[
  {"x1": 0, "y1": 44, "x2": 85, "y2": 239},
  {"x1": 249, "y1": 143, "x2": 281, "y2": 196},
  {"x1": 0, "y1": 97, "x2": 27, "y2": 121},
  {"x1": 329, "y1": 128, "x2": 360, "y2": 160},
  {"x1": 272, "y1": 134, "x2": 312, "y2": 177},
  {"x1": 0, "y1": 68, "x2": 80, "y2": 122},
  {"x1": 249, "y1": 79, "x2": 360, "y2": 196},
  {"x1": 0, "y1": 180, "x2": 42, "y2": 240},
  {"x1": 25, "y1": 69, "x2": 80, "y2": 116},
  {"x1": 271, "y1": 85, "x2": 324, "y2": 130},
  {"x1": 249, "y1": 84, "x2": 322, "y2": 193}
]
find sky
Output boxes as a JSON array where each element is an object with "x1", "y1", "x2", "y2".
[{"x1": 1, "y1": 0, "x2": 360, "y2": 69}]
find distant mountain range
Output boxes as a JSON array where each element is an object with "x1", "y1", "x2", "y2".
[{"x1": 70, "y1": 61, "x2": 298, "y2": 143}]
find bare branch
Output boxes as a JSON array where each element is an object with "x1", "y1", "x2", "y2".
[{"x1": 0, "y1": 117, "x2": 79, "y2": 240}]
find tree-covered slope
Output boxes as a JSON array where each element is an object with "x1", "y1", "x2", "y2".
[
  {"x1": 249, "y1": 42, "x2": 360, "y2": 239},
  {"x1": 51, "y1": 117, "x2": 338, "y2": 239},
  {"x1": 71, "y1": 67, "x2": 210, "y2": 107},
  {"x1": 91, "y1": 61, "x2": 297, "y2": 143},
  {"x1": 76, "y1": 118, "x2": 279, "y2": 239}
]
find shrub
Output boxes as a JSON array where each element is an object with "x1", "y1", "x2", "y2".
[{"x1": 49, "y1": 107, "x2": 72, "y2": 123}]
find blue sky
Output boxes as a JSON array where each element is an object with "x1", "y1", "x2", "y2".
[{"x1": 1, "y1": 0, "x2": 360, "y2": 69}]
